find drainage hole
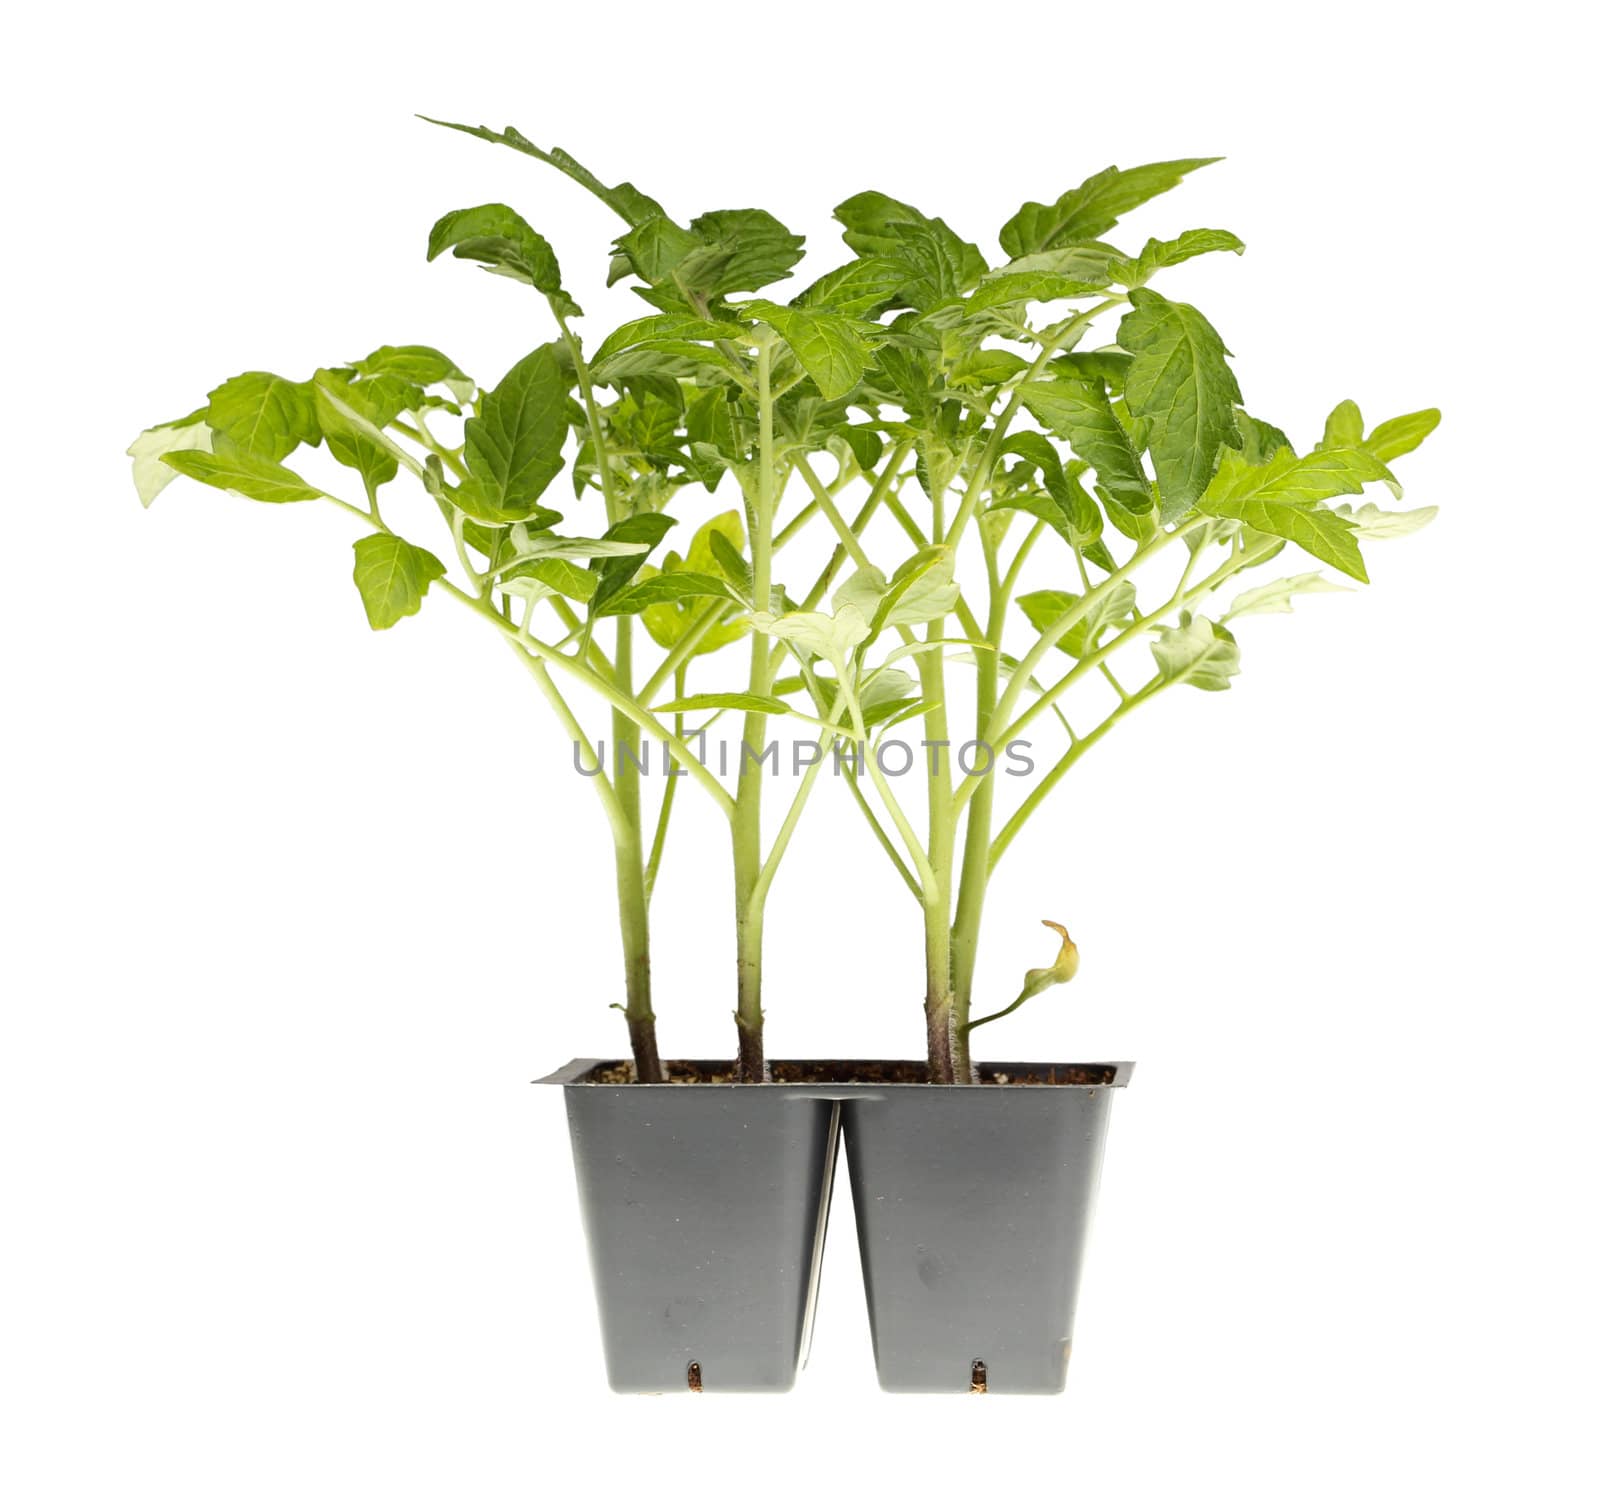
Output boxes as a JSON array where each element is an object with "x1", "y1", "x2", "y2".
[
  {"x1": 970, "y1": 1359, "x2": 988, "y2": 1393},
  {"x1": 687, "y1": 1360, "x2": 703, "y2": 1393}
]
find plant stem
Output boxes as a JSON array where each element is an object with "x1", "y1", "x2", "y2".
[
  {"x1": 982, "y1": 537, "x2": 1283, "y2": 870},
  {"x1": 730, "y1": 335, "x2": 778, "y2": 1081},
  {"x1": 949, "y1": 523, "x2": 1192, "y2": 815},
  {"x1": 987, "y1": 677, "x2": 1164, "y2": 871},
  {"x1": 611, "y1": 795, "x2": 662, "y2": 1082},
  {"x1": 791, "y1": 454, "x2": 873, "y2": 570},
  {"x1": 505, "y1": 642, "x2": 659, "y2": 1079},
  {"x1": 945, "y1": 297, "x2": 1126, "y2": 551},
  {"x1": 320, "y1": 488, "x2": 731, "y2": 816},
  {"x1": 643, "y1": 668, "x2": 685, "y2": 904},
  {"x1": 990, "y1": 533, "x2": 1273, "y2": 754},
  {"x1": 547, "y1": 304, "x2": 662, "y2": 1077},
  {"x1": 949, "y1": 532, "x2": 1012, "y2": 1081},
  {"x1": 605, "y1": 611, "x2": 661, "y2": 1076},
  {"x1": 916, "y1": 628, "x2": 958, "y2": 1082}
]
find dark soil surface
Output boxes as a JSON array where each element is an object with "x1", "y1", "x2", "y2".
[{"x1": 582, "y1": 1059, "x2": 1117, "y2": 1087}]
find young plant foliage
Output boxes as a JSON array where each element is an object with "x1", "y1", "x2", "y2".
[{"x1": 131, "y1": 124, "x2": 1439, "y2": 1085}]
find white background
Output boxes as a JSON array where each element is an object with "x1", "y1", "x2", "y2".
[{"x1": 3, "y1": 2, "x2": 1596, "y2": 1502}]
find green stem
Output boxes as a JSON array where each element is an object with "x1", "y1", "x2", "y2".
[
  {"x1": 751, "y1": 680, "x2": 852, "y2": 913},
  {"x1": 323, "y1": 495, "x2": 686, "y2": 789},
  {"x1": 643, "y1": 668, "x2": 685, "y2": 904},
  {"x1": 731, "y1": 335, "x2": 778, "y2": 1081},
  {"x1": 988, "y1": 676, "x2": 1166, "y2": 870},
  {"x1": 945, "y1": 298, "x2": 1126, "y2": 552},
  {"x1": 964, "y1": 989, "x2": 1031, "y2": 1036},
  {"x1": 509, "y1": 640, "x2": 660, "y2": 1082},
  {"x1": 842, "y1": 675, "x2": 940, "y2": 898},
  {"x1": 949, "y1": 522, "x2": 1195, "y2": 814},
  {"x1": 552, "y1": 301, "x2": 622, "y2": 527},
  {"x1": 1001, "y1": 519, "x2": 1048, "y2": 600},
  {"x1": 984, "y1": 536, "x2": 1280, "y2": 870},
  {"x1": 394, "y1": 416, "x2": 466, "y2": 481},
  {"x1": 549, "y1": 302, "x2": 661, "y2": 1079},
  {"x1": 875, "y1": 482, "x2": 986, "y2": 644},
  {"x1": 989, "y1": 534, "x2": 1273, "y2": 756},
  {"x1": 611, "y1": 794, "x2": 661, "y2": 1082},
  {"x1": 915, "y1": 627, "x2": 958, "y2": 1083},
  {"x1": 792, "y1": 453, "x2": 873, "y2": 570},
  {"x1": 843, "y1": 764, "x2": 924, "y2": 900},
  {"x1": 949, "y1": 530, "x2": 1011, "y2": 1081},
  {"x1": 761, "y1": 443, "x2": 916, "y2": 688}
]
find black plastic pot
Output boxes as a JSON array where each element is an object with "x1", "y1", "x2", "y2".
[
  {"x1": 842, "y1": 1061, "x2": 1132, "y2": 1394},
  {"x1": 538, "y1": 1060, "x2": 841, "y2": 1393},
  {"x1": 540, "y1": 1059, "x2": 1130, "y2": 1395}
]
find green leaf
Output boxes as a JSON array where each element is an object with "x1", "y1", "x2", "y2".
[
  {"x1": 351, "y1": 534, "x2": 447, "y2": 629},
  {"x1": 653, "y1": 691, "x2": 789, "y2": 716},
  {"x1": 419, "y1": 119, "x2": 668, "y2": 227},
  {"x1": 457, "y1": 345, "x2": 569, "y2": 522},
  {"x1": 999, "y1": 158, "x2": 1220, "y2": 259},
  {"x1": 503, "y1": 535, "x2": 651, "y2": 564},
  {"x1": 1112, "y1": 228, "x2": 1244, "y2": 287},
  {"x1": 1082, "y1": 537, "x2": 1117, "y2": 571},
  {"x1": 1235, "y1": 409, "x2": 1293, "y2": 464},
  {"x1": 353, "y1": 344, "x2": 472, "y2": 403},
  {"x1": 686, "y1": 511, "x2": 747, "y2": 578},
  {"x1": 1119, "y1": 289, "x2": 1242, "y2": 522},
  {"x1": 590, "y1": 314, "x2": 749, "y2": 370},
  {"x1": 1050, "y1": 350, "x2": 1133, "y2": 388},
  {"x1": 516, "y1": 558, "x2": 597, "y2": 602},
  {"x1": 161, "y1": 438, "x2": 321, "y2": 503},
  {"x1": 589, "y1": 341, "x2": 744, "y2": 384},
  {"x1": 1224, "y1": 572, "x2": 1349, "y2": 620},
  {"x1": 614, "y1": 215, "x2": 701, "y2": 283},
  {"x1": 1151, "y1": 613, "x2": 1240, "y2": 691},
  {"x1": 682, "y1": 208, "x2": 806, "y2": 296},
  {"x1": 794, "y1": 256, "x2": 904, "y2": 317},
  {"x1": 708, "y1": 529, "x2": 756, "y2": 601},
  {"x1": 205, "y1": 372, "x2": 320, "y2": 462},
  {"x1": 128, "y1": 411, "x2": 212, "y2": 507},
  {"x1": 614, "y1": 203, "x2": 798, "y2": 307},
  {"x1": 831, "y1": 424, "x2": 885, "y2": 471},
  {"x1": 1206, "y1": 445, "x2": 1397, "y2": 508},
  {"x1": 952, "y1": 348, "x2": 1029, "y2": 387},
  {"x1": 1198, "y1": 448, "x2": 1389, "y2": 581},
  {"x1": 834, "y1": 549, "x2": 960, "y2": 633},
  {"x1": 831, "y1": 564, "x2": 890, "y2": 623},
  {"x1": 1328, "y1": 501, "x2": 1439, "y2": 539},
  {"x1": 427, "y1": 203, "x2": 572, "y2": 307},
  {"x1": 991, "y1": 434, "x2": 1101, "y2": 542},
  {"x1": 595, "y1": 571, "x2": 737, "y2": 616},
  {"x1": 884, "y1": 549, "x2": 959, "y2": 625},
  {"x1": 313, "y1": 369, "x2": 419, "y2": 494},
  {"x1": 832, "y1": 191, "x2": 986, "y2": 310},
  {"x1": 1019, "y1": 380, "x2": 1153, "y2": 516},
  {"x1": 965, "y1": 270, "x2": 1107, "y2": 314},
  {"x1": 590, "y1": 512, "x2": 678, "y2": 609},
  {"x1": 1016, "y1": 582, "x2": 1137, "y2": 657},
  {"x1": 1098, "y1": 480, "x2": 1159, "y2": 545},
  {"x1": 1320, "y1": 399, "x2": 1365, "y2": 449},
  {"x1": 778, "y1": 667, "x2": 918, "y2": 725},
  {"x1": 634, "y1": 546, "x2": 748, "y2": 655},
  {"x1": 874, "y1": 217, "x2": 981, "y2": 311},
  {"x1": 1365, "y1": 407, "x2": 1441, "y2": 462},
  {"x1": 746, "y1": 302, "x2": 871, "y2": 400},
  {"x1": 750, "y1": 605, "x2": 871, "y2": 671}
]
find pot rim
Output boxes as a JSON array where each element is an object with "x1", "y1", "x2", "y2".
[{"x1": 536, "y1": 1057, "x2": 1134, "y2": 1091}]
